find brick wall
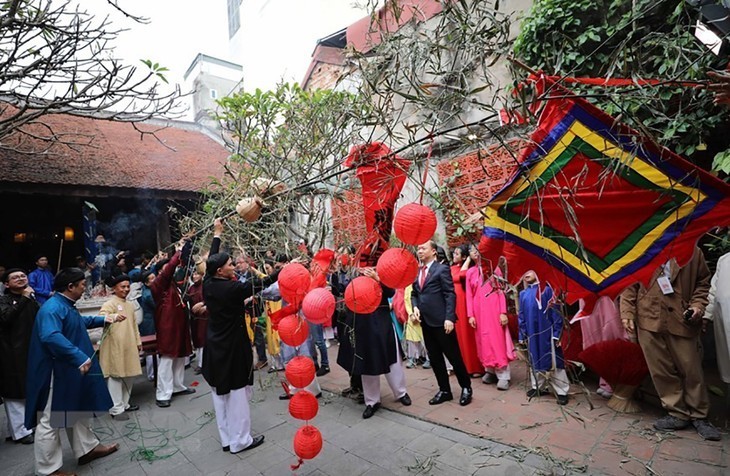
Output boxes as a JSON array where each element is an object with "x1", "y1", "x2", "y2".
[
  {"x1": 331, "y1": 189, "x2": 368, "y2": 248},
  {"x1": 435, "y1": 140, "x2": 524, "y2": 248},
  {"x1": 330, "y1": 139, "x2": 524, "y2": 249}
]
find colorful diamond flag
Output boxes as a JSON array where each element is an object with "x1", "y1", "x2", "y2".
[{"x1": 479, "y1": 75, "x2": 730, "y2": 310}]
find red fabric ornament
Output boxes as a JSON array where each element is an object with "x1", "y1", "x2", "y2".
[
  {"x1": 301, "y1": 288, "x2": 336, "y2": 325},
  {"x1": 284, "y1": 356, "x2": 316, "y2": 389},
  {"x1": 376, "y1": 248, "x2": 419, "y2": 289},
  {"x1": 291, "y1": 425, "x2": 323, "y2": 470},
  {"x1": 393, "y1": 203, "x2": 437, "y2": 246},
  {"x1": 278, "y1": 263, "x2": 312, "y2": 306},
  {"x1": 344, "y1": 276, "x2": 382, "y2": 314},
  {"x1": 578, "y1": 339, "x2": 650, "y2": 413},
  {"x1": 278, "y1": 315, "x2": 309, "y2": 347},
  {"x1": 346, "y1": 142, "x2": 410, "y2": 266},
  {"x1": 288, "y1": 390, "x2": 319, "y2": 420}
]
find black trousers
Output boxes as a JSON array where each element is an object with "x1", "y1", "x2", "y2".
[{"x1": 422, "y1": 323, "x2": 471, "y2": 393}]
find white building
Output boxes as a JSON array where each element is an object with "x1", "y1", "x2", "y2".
[{"x1": 183, "y1": 53, "x2": 243, "y2": 127}]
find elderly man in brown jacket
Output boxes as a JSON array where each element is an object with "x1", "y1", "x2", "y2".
[{"x1": 620, "y1": 247, "x2": 720, "y2": 441}]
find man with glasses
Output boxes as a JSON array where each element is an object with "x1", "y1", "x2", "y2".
[{"x1": 0, "y1": 269, "x2": 38, "y2": 444}]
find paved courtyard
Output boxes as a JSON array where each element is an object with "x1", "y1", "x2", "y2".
[{"x1": 1, "y1": 344, "x2": 728, "y2": 475}]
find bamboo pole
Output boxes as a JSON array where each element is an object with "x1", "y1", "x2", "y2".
[{"x1": 57, "y1": 238, "x2": 64, "y2": 273}]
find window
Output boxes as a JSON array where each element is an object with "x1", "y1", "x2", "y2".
[
  {"x1": 210, "y1": 89, "x2": 218, "y2": 99},
  {"x1": 227, "y1": 0, "x2": 241, "y2": 38}
]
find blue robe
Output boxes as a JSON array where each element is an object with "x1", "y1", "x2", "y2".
[
  {"x1": 28, "y1": 267, "x2": 54, "y2": 304},
  {"x1": 518, "y1": 284, "x2": 564, "y2": 372},
  {"x1": 137, "y1": 285, "x2": 156, "y2": 336},
  {"x1": 24, "y1": 294, "x2": 112, "y2": 429}
]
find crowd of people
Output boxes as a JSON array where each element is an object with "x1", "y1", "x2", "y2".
[{"x1": 0, "y1": 224, "x2": 727, "y2": 474}]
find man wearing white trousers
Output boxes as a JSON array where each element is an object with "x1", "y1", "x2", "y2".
[
  {"x1": 99, "y1": 275, "x2": 142, "y2": 420},
  {"x1": 202, "y1": 219, "x2": 276, "y2": 453},
  {"x1": 24, "y1": 268, "x2": 121, "y2": 475},
  {"x1": 355, "y1": 268, "x2": 411, "y2": 419},
  {"x1": 149, "y1": 240, "x2": 195, "y2": 408},
  {"x1": 0, "y1": 268, "x2": 38, "y2": 444}
]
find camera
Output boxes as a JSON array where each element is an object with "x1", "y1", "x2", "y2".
[{"x1": 683, "y1": 309, "x2": 694, "y2": 322}]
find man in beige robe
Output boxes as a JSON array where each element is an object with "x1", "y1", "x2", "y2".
[{"x1": 99, "y1": 275, "x2": 142, "y2": 421}]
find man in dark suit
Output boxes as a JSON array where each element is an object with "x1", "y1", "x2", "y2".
[{"x1": 411, "y1": 241, "x2": 472, "y2": 406}]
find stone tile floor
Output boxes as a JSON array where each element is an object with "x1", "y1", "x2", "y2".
[
  {"x1": 1, "y1": 344, "x2": 727, "y2": 475},
  {"x1": 318, "y1": 346, "x2": 729, "y2": 476}
]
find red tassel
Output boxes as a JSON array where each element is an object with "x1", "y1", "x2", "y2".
[{"x1": 290, "y1": 458, "x2": 304, "y2": 470}]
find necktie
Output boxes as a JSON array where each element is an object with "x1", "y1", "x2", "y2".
[{"x1": 419, "y1": 265, "x2": 427, "y2": 288}]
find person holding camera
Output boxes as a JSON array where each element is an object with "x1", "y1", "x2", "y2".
[{"x1": 620, "y1": 247, "x2": 720, "y2": 441}]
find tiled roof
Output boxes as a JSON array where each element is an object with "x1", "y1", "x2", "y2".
[{"x1": 0, "y1": 113, "x2": 228, "y2": 193}]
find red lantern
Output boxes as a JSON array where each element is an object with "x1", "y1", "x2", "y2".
[
  {"x1": 344, "y1": 276, "x2": 382, "y2": 314},
  {"x1": 288, "y1": 390, "x2": 319, "y2": 420},
  {"x1": 376, "y1": 248, "x2": 419, "y2": 289},
  {"x1": 278, "y1": 315, "x2": 309, "y2": 347},
  {"x1": 285, "y1": 356, "x2": 316, "y2": 389},
  {"x1": 279, "y1": 263, "x2": 312, "y2": 306},
  {"x1": 393, "y1": 203, "x2": 437, "y2": 245},
  {"x1": 301, "y1": 288, "x2": 335, "y2": 325},
  {"x1": 293, "y1": 425, "x2": 322, "y2": 460}
]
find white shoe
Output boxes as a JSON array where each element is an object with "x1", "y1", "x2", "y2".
[{"x1": 497, "y1": 379, "x2": 509, "y2": 391}]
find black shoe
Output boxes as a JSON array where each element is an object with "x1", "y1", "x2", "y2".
[
  {"x1": 232, "y1": 435, "x2": 265, "y2": 454},
  {"x1": 459, "y1": 388, "x2": 473, "y2": 406},
  {"x1": 526, "y1": 388, "x2": 549, "y2": 399},
  {"x1": 172, "y1": 388, "x2": 196, "y2": 396},
  {"x1": 156, "y1": 399, "x2": 171, "y2": 408},
  {"x1": 654, "y1": 415, "x2": 691, "y2": 431},
  {"x1": 16, "y1": 434, "x2": 34, "y2": 444},
  {"x1": 111, "y1": 412, "x2": 129, "y2": 421},
  {"x1": 692, "y1": 419, "x2": 722, "y2": 441},
  {"x1": 279, "y1": 393, "x2": 292, "y2": 400},
  {"x1": 556, "y1": 394, "x2": 569, "y2": 406},
  {"x1": 316, "y1": 365, "x2": 330, "y2": 377},
  {"x1": 399, "y1": 393, "x2": 412, "y2": 406},
  {"x1": 126, "y1": 404, "x2": 140, "y2": 412},
  {"x1": 429, "y1": 391, "x2": 453, "y2": 405},
  {"x1": 222, "y1": 445, "x2": 230, "y2": 452},
  {"x1": 363, "y1": 403, "x2": 381, "y2": 419}
]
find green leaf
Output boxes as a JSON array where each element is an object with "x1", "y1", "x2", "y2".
[{"x1": 712, "y1": 150, "x2": 730, "y2": 174}]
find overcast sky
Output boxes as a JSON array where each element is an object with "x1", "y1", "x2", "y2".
[{"x1": 100, "y1": 1, "x2": 368, "y2": 99}]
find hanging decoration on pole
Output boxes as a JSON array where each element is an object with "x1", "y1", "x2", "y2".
[
  {"x1": 344, "y1": 276, "x2": 382, "y2": 314},
  {"x1": 235, "y1": 196, "x2": 264, "y2": 222},
  {"x1": 376, "y1": 247, "x2": 419, "y2": 289},
  {"x1": 393, "y1": 203, "x2": 437, "y2": 246},
  {"x1": 478, "y1": 73, "x2": 730, "y2": 313},
  {"x1": 291, "y1": 425, "x2": 323, "y2": 470},
  {"x1": 301, "y1": 288, "x2": 336, "y2": 325},
  {"x1": 345, "y1": 142, "x2": 410, "y2": 266}
]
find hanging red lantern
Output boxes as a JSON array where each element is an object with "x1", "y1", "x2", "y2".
[
  {"x1": 301, "y1": 288, "x2": 336, "y2": 325},
  {"x1": 288, "y1": 390, "x2": 319, "y2": 420},
  {"x1": 278, "y1": 315, "x2": 309, "y2": 347},
  {"x1": 278, "y1": 263, "x2": 312, "y2": 306},
  {"x1": 291, "y1": 425, "x2": 323, "y2": 469},
  {"x1": 393, "y1": 203, "x2": 437, "y2": 245},
  {"x1": 376, "y1": 248, "x2": 419, "y2": 289},
  {"x1": 285, "y1": 356, "x2": 316, "y2": 389},
  {"x1": 344, "y1": 276, "x2": 382, "y2": 314}
]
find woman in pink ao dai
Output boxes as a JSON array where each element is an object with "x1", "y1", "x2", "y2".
[{"x1": 465, "y1": 245, "x2": 515, "y2": 390}]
